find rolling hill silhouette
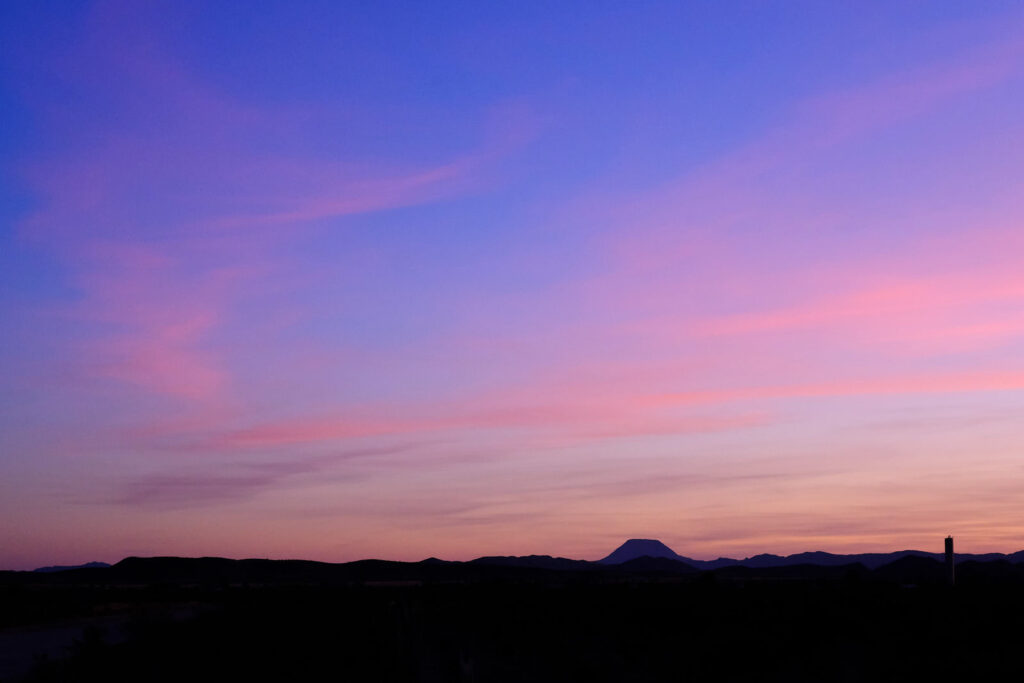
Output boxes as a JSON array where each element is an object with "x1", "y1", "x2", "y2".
[
  {"x1": 614, "y1": 556, "x2": 698, "y2": 574},
  {"x1": 7, "y1": 540, "x2": 1024, "y2": 587},
  {"x1": 469, "y1": 555, "x2": 594, "y2": 571},
  {"x1": 597, "y1": 539, "x2": 1024, "y2": 570},
  {"x1": 32, "y1": 561, "x2": 110, "y2": 573}
]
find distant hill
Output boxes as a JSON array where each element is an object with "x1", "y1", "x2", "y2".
[
  {"x1": 469, "y1": 555, "x2": 594, "y2": 571},
  {"x1": 33, "y1": 561, "x2": 110, "y2": 573},
  {"x1": 705, "y1": 549, "x2": 1020, "y2": 570},
  {"x1": 873, "y1": 555, "x2": 946, "y2": 584},
  {"x1": 599, "y1": 539, "x2": 686, "y2": 564},
  {"x1": 597, "y1": 540, "x2": 1024, "y2": 570},
  {"x1": 711, "y1": 562, "x2": 869, "y2": 581},
  {"x1": 735, "y1": 551, "x2": 935, "y2": 570},
  {"x1": 613, "y1": 556, "x2": 698, "y2": 574}
]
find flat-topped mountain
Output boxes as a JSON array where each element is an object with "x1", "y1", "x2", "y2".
[{"x1": 598, "y1": 539, "x2": 686, "y2": 564}]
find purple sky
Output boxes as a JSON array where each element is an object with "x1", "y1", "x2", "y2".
[{"x1": 2, "y1": 1, "x2": 1024, "y2": 569}]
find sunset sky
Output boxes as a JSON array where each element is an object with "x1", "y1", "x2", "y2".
[{"x1": 3, "y1": 2, "x2": 1024, "y2": 570}]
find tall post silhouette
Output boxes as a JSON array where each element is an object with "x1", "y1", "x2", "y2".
[{"x1": 945, "y1": 536, "x2": 955, "y2": 585}]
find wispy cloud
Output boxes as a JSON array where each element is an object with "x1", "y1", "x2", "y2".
[
  {"x1": 14, "y1": 2, "x2": 528, "y2": 406},
  {"x1": 112, "y1": 443, "x2": 421, "y2": 508}
]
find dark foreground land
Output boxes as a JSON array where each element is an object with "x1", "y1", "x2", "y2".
[{"x1": 2, "y1": 557, "x2": 1022, "y2": 682}]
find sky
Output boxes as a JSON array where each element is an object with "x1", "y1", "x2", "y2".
[{"x1": 2, "y1": 1, "x2": 1024, "y2": 570}]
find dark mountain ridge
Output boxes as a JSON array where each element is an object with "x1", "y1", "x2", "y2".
[
  {"x1": 33, "y1": 561, "x2": 110, "y2": 573},
  {"x1": 8, "y1": 540, "x2": 1024, "y2": 586},
  {"x1": 4, "y1": 553, "x2": 1024, "y2": 589},
  {"x1": 469, "y1": 555, "x2": 594, "y2": 571},
  {"x1": 598, "y1": 538, "x2": 1024, "y2": 570}
]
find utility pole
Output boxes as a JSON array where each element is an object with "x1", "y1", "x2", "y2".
[{"x1": 945, "y1": 536, "x2": 955, "y2": 586}]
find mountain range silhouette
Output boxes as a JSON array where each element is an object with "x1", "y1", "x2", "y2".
[
  {"x1": 12, "y1": 541, "x2": 1024, "y2": 683},
  {"x1": 595, "y1": 538, "x2": 1024, "y2": 570},
  {"x1": 13, "y1": 538, "x2": 1024, "y2": 585}
]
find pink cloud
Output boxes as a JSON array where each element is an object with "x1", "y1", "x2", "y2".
[
  {"x1": 200, "y1": 401, "x2": 767, "y2": 452},
  {"x1": 690, "y1": 266, "x2": 1024, "y2": 353},
  {"x1": 644, "y1": 369, "x2": 1024, "y2": 408},
  {"x1": 54, "y1": 242, "x2": 236, "y2": 401},
  {"x1": 499, "y1": 30, "x2": 1024, "y2": 420},
  {"x1": 91, "y1": 311, "x2": 224, "y2": 401},
  {"x1": 585, "y1": 25, "x2": 1024, "y2": 278},
  {"x1": 14, "y1": 2, "x2": 530, "y2": 407},
  {"x1": 200, "y1": 157, "x2": 479, "y2": 231},
  {"x1": 157, "y1": 360, "x2": 1024, "y2": 456}
]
